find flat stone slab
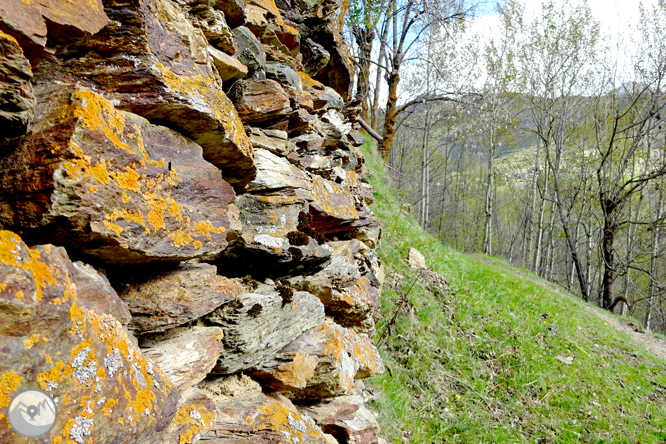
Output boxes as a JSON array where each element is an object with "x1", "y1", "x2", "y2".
[{"x1": 0, "y1": 85, "x2": 237, "y2": 265}]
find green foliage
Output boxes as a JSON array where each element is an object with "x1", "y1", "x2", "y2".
[{"x1": 361, "y1": 137, "x2": 666, "y2": 443}]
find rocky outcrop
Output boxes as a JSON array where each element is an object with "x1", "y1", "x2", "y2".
[{"x1": 0, "y1": 0, "x2": 386, "y2": 442}]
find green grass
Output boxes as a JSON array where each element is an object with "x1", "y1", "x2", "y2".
[{"x1": 361, "y1": 139, "x2": 666, "y2": 443}]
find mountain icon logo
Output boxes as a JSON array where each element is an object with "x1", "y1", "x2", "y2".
[{"x1": 7, "y1": 389, "x2": 57, "y2": 438}]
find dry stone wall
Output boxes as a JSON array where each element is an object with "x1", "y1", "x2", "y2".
[{"x1": 0, "y1": 0, "x2": 386, "y2": 442}]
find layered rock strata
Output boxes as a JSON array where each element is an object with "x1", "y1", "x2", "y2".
[{"x1": 0, "y1": 0, "x2": 385, "y2": 442}]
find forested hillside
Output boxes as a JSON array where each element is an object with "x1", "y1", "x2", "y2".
[
  {"x1": 361, "y1": 137, "x2": 666, "y2": 443},
  {"x1": 345, "y1": 0, "x2": 666, "y2": 333}
]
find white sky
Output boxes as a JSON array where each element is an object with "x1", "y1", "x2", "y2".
[{"x1": 468, "y1": 0, "x2": 659, "y2": 79}]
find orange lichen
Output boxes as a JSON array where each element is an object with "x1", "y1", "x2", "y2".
[
  {"x1": 23, "y1": 333, "x2": 42, "y2": 349},
  {"x1": 132, "y1": 124, "x2": 165, "y2": 168},
  {"x1": 154, "y1": 61, "x2": 253, "y2": 158},
  {"x1": 103, "y1": 398, "x2": 117, "y2": 417},
  {"x1": 112, "y1": 167, "x2": 142, "y2": 193},
  {"x1": 0, "y1": 372, "x2": 23, "y2": 410},
  {"x1": 170, "y1": 403, "x2": 216, "y2": 444},
  {"x1": 72, "y1": 89, "x2": 133, "y2": 155},
  {"x1": 0, "y1": 231, "x2": 57, "y2": 301},
  {"x1": 193, "y1": 241, "x2": 203, "y2": 250},
  {"x1": 0, "y1": 30, "x2": 21, "y2": 49},
  {"x1": 193, "y1": 220, "x2": 224, "y2": 239},
  {"x1": 90, "y1": 160, "x2": 111, "y2": 185},
  {"x1": 15, "y1": 289, "x2": 24, "y2": 301},
  {"x1": 37, "y1": 361, "x2": 66, "y2": 391},
  {"x1": 103, "y1": 220, "x2": 124, "y2": 235},
  {"x1": 298, "y1": 71, "x2": 324, "y2": 90},
  {"x1": 171, "y1": 230, "x2": 194, "y2": 247}
]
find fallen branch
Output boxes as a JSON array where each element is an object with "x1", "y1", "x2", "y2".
[{"x1": 355, "y1": 117, "x2": 383, "y2": 142}]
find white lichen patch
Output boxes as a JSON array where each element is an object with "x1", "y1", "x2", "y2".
[
  {"x1": 104, "y1": 346, "x2": 123, "y2": 377},
  {"x1": 287, "y1": 412, "x2": 307, "y2": 433},
  {"x1": 254, "y1": 234, "x2": 284, "y2": 248},
  {"x1": 71, "y1": 346, "x2": 98, "y2": 384},
  {"x1": 70, "y1": 415, "x2": 94, "y2": 444}
]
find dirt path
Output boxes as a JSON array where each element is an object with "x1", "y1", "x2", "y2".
[{"x1": 470, "y1": 254, "x2": 666, "y2": 362}]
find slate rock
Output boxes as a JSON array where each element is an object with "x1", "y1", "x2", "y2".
[
  {"x1": 233, "y1": 26, "x2": 267, "y2": 79},
  {"x1": 298, "y1": 391, "x2": 381, "y2": 444},
  {"x1": 279, "y1": 321, "x2": 384, "y2": 399},
  {"x1": 248, "y1": 148, "x2": 311, "y2": 191},
  {"x1": 214, "y1": 0, "x2": 246, "y2": 28},
  {"x1": 206, "y1": 288, "x2": 325, "y2": 374},
  {"x1": 0, "y1": 0, "x2": 107, "y2": 58},
  {"x1": 0, "y1": 31, "x2": 34, "y2": 141},
  {"x1": 266, "y1": 62, "x2": 303, "y2": 89},
  {"x1": 0, "y1": 85, "x2": 236, "y2": 265},
  {"x1": 141, "y1": 326, "x2": 225, "y2": 391},
  {"x1": 0, "y1": 230, "x2": 179, "y2": 444},
  {"x1": 208, "y1": 45, "x2": 248, "y2": 82},
  {"x1": 245, "y1": 4, "x2": 269, "y2": 36},
  {"x1": 302, "y1": 37, "x2": 331, "y2": 76},
  {"x1": 118, "y1": 263, "x2": 242, "y2": 334},
  {"x1": 248, "y1": 350, "x2": 319, "y2": 391},
  {"x1": 201, "y1": 376, "x2": 332, "y2": 443},
  {"x1": 228, "y1": 79, "x2": 292, "y2": 124},
  {"x1": 299, "y1": 72, "x2": 345, "y2": 112},
  {"x1": 143, "y1": 387, "x2": 217, "y2": 444},
  {"x1": 71, "y1": 262, "x2": 132, "y2": 326},
  {"x1": 191, "y1": 6, "x2": 237, "y2": 54},
  {"x1": 41, "y1": 0, "x2": 255, "y2": 190},
  {"x1": 248, "y1": 127, "x2": 292, "y2": 156}
]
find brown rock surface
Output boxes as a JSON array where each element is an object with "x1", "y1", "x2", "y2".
[
  {"x1": 0, "y1": 31, "x2": 34, "y2": 141},
  {"x1": 249, "y1": 127, "x2": 292, "y2": 156},
  {"x1": 208, "y1": 46, "x2": 248, "y2": 82},
  {"x1": 141, "y1": 326, "x2": 225, "y2": 390},
  {"x1": 229, "y1": 78, "x2": 292, "y2": 124},
  {"x1": 0, "y1": 230, "x2": 179, "y2": 444},
  {"x1": 0, "y1": 0, "x2": 107, "y2": 57},
  {"x1": 299, "y1": 175, "x2": 360, "y2": 235},
  {"x1": 144, "y1": 387, "x2": 217, "y2": 444},
  {"x1": 213, "y1": 0, "x2": 246, "y2": 28},
  {"x1": 40, "y1": 0, "x2": 255, "y2": 189},
  {"x1": 206, "y1": 288, "x2": 325, "y2": 374},
  {"x1": 71, "y1": 261, "x2": 132, "y2": 326},
  {"x1": 118, "y1": 263, "x2": 242, "y2": 334},
  {"x1": 248, "y1": 350, "x2": 320, "y2": 391},
  {"x1": 201, "y1": 376, "x2": 331, "y2": 443},
  {"x1": 279, "y1": 321, "x2": 384, "y2": 399},
  {"x1": 0, "y1": 85, "x2": 236, "y2": 265},
  {"x1": 299, "y1": 391, "x2": 381, "y2": 444}
]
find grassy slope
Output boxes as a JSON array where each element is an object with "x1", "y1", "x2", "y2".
[{"x1": 362, "y1": 141, "x2": 666, "y2": 443}]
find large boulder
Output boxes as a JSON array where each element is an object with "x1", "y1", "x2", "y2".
[
  {"x1": 0, "y1": 85, "x2": 236, "y2": 265},
  {"x1": 0, "y1": 230, "x2": 179, "y2": 444}
]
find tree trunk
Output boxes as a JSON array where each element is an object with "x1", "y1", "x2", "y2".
[
  {"x1": 371, "y1": 19, "x2": 389, "y2": 131},
  {"x1": 645, "y1": 188, "x2": 663, "y2": 329},
  {"x1": 483, "y1": 137, "x2": 496, "y2": 255},
  {"x1": 600, "y1": 199, "x2": 617, "y2": 309},
  {"x1": 379, "y1": 67, "x2": 400, "y2": 158},
  {"x1": 352, "y1": 26, "x2": 375, "y2": 122}
]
